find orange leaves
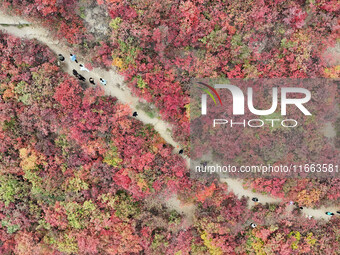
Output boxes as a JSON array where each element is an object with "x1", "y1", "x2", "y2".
[
  {"x1": 40, "y1": 62, "x2": 59, "y2": 73},
  {"x1": 324, "y1": 65, "x2": 340, "y2": 78},
  {"x1": 13, "y1": 231, "x2": 39, "y2": 255},
  {"x1": 196, "y1": 183, "x2": 216, "y2": 203},
  {"x1": 137, "y1": 178, "x2": 149, "y2": 192},
  {"x1": 2, "y1": 83, "x2": 15, "y2": 101},
  {"x1": 296, "y1": 189, "x2": 322, "y2": 207},
  {"x1": 112, "y1": 57, "x2": 125, "y2": 71},
  {"x1": 19, "y1": 148, "x2": 39, "y2": 172}
]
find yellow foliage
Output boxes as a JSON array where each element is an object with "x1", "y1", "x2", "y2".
[
  {"x1": 324, "y1": 65, "x2": 340, "y2": 78},
  {"x1": 103, "y1": 144, "x2": 122, "y2": 167},
  {"x1": 306, "y1": 232, "x2": 316, "y2": 246},
  {"x1": 19, "y1": 148, "x2": 38, "y2": 172},
  {"x1": 113, "y1": 57, "x2": 125, "y2": 70},
  {"x1": 3, "y1": 83, "x2": 15, "y2": 100},
  {"x1": 200, "y1": 231, "x2": 223, "y2": 255},
  {"x1": 250, "y1": 234, "x2": 266, "y2": 255},
  {"x1": 65, "y1": 176, "x2": 89, "y2": 192},
  {"x1": 184, "y1": 104, "x2": 190, "y2": 119},
  {"x1": 137, "y1": 178, "x2": 148, "y2": 191},
  {"x1": 296, "y1": 189, "x2": 321, "y2": 207},
  {"x1": 288, "y1": 231, "x2": 301, "y2": 250}
]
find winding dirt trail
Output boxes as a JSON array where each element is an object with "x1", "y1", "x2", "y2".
[
  {"x1": 0, "y1": 12, "x2": 178, "y2": 152},
  {"x1": 0, "y1": 11, "x2": 338, "y2": 222}
]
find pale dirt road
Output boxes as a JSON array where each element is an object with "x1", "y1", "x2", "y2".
[
  {"x1": 0, "y1": 11, "x2": 338, "y2": 222},
  {"x1": 0, "y1": 12, "x2": 178, "y2": 152}
]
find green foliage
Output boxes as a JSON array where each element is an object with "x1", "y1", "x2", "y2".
[
  {"x1": 103, "y1": 142, "x2": 122, "y2": 167},
  {"x1": 14, "y1": 81, "x2": 32, "y2": 105},
  {"x1": 24, "y1": 169, "x2": 43, "y2": 196},
  {"x1": 17, "y1": 23, "x2": 30, "y2": 29},
  {"x1": 30, "y1": 69, "x2": 55, "y2": 99},
  {"x1": 230, "y1": 33, "x2": 251, "y2": 64},
  {"x1": 135, "y1": 124, "x2": 156, "y2": 139},
  {"x1": 306, "y1": 232, "x2": 316, "y2": 246},
  {"x1": 280, "y1": 38, "x2": 297, "y2": 49},
  {"x1": 15, "y1": 68, "x2": 55, "y2": 106},
  {"x1": 110, "y1": 17, "x2": 122, "y2": 30},
  {"x1": 168, "y1": 210, "x2": 181, "y2": 224},
  {"x1": 288, "y1": 231, "x2": 301, "y2": 250},
  {"x1": 145, "y1": 110, "x2": 155, "y2": 118},
  {"x1": 1, "y1": 219, "x2": 20, "y2": 234},
  {"x1": 136, "y1": 170, "x2": 156, "y2": 192},
  {"x1": 151, "y1": 233, "x2": 168, "y2": 250},
  {"x1": 198, "y1": 29, "x2": 228, "y2": 50},
  {"x1": 45, "y1": 233, "x2": 79, "y2": 254},
  {"x1": 136, "y1": 75, "x2": 147, "y2": 89},
  {"x1": 268, "y1": 204, "x2": 277, "y2": 212},
  {"x1": 246, "y1": 232, "x2": 265, "y2": 254},
  {"x1": 191, "y1": 241, "x2": 208, "y2": 254},
  {"x1": 57, "y1": 234, "x2": 79, "y2": 254},
  {"x1": 200, "y1": 231, "x2": 223, "y2": 255},
  {"x1": 55, "y1": 134, "x2": 70, "y2": 157},
  {"x1": 79, "y1": 6, "x2": 86, "y2": 19},
  {"x1": 65, "y1": 175, "x2": 89, "y2": 193},
  {"x1": 100, "y1": 191, "x2": 140, "y2": 220},
  {"x1": 22, "y1": 166, "x2": 65, "y2": 204},
  {"x1": 116, "y1": 38, "x2": 140, "y2": 66},
  {"x1": 0, "y1": 174, "x2": 28, "y2": 206},
  {"x1": 2, "y1": 117, "x2": 18, "y2": 134},
  {"x1": 231, "y1": 34, "x2": 243, "y2": 47},
  {"x1": 63, "y1": 200, "x2": 99, "y2": 229}
]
